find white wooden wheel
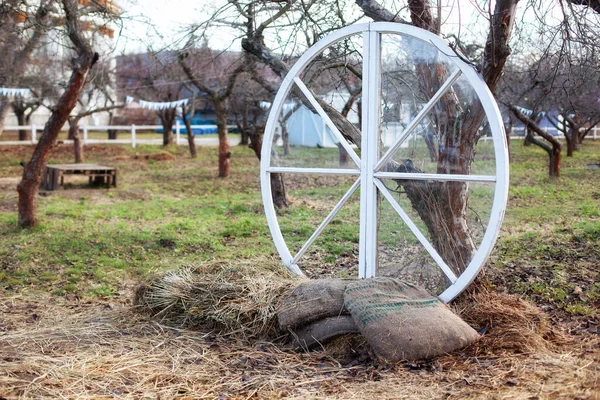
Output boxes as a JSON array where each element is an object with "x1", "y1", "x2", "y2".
[{"x1": 261, "y1": 22, "x2": 509, "y2": 303}]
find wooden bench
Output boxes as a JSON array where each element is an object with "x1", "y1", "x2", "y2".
[{"x1": 42, "y1": 164, "x2": 117, "y2": 190}]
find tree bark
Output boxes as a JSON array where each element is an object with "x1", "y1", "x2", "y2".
[
  {"x1": 69, "y1": 118, "x2": 84, "y2": 163},
  {"x1": 505, "y1": 113, "x2": 513, "y2": 159},
  {"x1": 0, "y1": 100, "x2": 10, "y2": 138},
  {"x1": 214, "y1": 99, "x2": 230, "y2": 178},
  {"x1": 107, "y1": 111, "x2": 117, "y2": 140},
  {"x1": 246, "y1": 124, "x2": 288, "y2": 208},
  {"x1": 240, "y1": 104, "x2": 250, "y2": 146},
  {"x1": 15, "y1": 109, "x2": 29, "y2": 141},
  {"x1": 270, "y1": 173, "x2": 289, "y2": 208},
  {"x1": 182, "y1": 108, "x2": 197, "y2": 158},
  {"x1": 509, "y1": 104, "x2": 562, "y2": 177},
  {"x1": 158, "y1": 109, "x2": 175, "y2": 146}
]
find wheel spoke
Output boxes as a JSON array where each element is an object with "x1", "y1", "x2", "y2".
[
  {"x1": 266, "y1": 167, "x2": 361, "y2": 175},
  {"x1": 374, "y1": 179, "x2": 458, "y2": 283},
  {"x1": 374, "y1": 172, "x2": 496, "y2": 183},
  {"x1": 292, "y1": 178, "x2": 361, "y2": 264},
  {"x1": 375, "y1": 69, "x2": 463, "y2": 172},
  {"x1": 293, "y1": 77, "x2": 362, "y2": 167}
]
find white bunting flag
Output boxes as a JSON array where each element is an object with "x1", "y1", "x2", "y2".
[
  {"x1": 0, "y1": 87, "x2": 30, "y2": 97},
  {"x1": 125, "y1": 96, "x2": 189, "y2": 110}
]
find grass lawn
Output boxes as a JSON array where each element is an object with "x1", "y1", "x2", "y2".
[{"x1": 0, "y1": 139, "x2": 599, "y2": 399}]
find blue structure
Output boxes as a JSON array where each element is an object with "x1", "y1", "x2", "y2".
[
  {"x1": 155, "y1": 114, "x2": 218, "y2": 135},
  {"x1": 176, "y1": 116, "x2": 218, "y2": 135}
]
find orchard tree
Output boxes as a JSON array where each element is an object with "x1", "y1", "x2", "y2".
[
  {"x1": 0, "y1": 0, "x2": 51, "y2": 137},
  {"x1": 9, "y1": 56, "x2": 58, "y2": 140},
  {"x1": 179, "y1": 46, "x2": 245, "y2": 177},
  {"x1": 178, "y1": 85, "x2": 198, "y2": 158},
  {"x1": 118, "y1": 52, "x2": 187, "y2": 146},
  {"x1": 64, "y1": 59, "x2": 124, "y2": 162},
  {"x1": 17, "y1": 0, "x2": 119, "y2": 228}
]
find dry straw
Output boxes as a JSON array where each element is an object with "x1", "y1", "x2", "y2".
[
  {"x1": 1, "y1": 293, "x2": 598, "y2": 399},
  {"x1": 134, "y1": 260, "x2": 300, "y2": 338}
]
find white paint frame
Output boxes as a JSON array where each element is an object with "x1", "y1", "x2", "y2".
[{"x1": 261, "y1": 22, "x2": 509, "y2": 303}]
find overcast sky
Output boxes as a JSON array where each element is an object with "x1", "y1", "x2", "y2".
[
  {"x1": 111, "y1": 0, "x2": 563, "y2": 56},
  {"x1": 115, "y1": 0, "x2": 210, "y2": 53}
]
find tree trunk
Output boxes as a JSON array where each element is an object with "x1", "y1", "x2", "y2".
[
  {"x1": 510, "y1": 104, "x2": 562, "y2": 178},
  {"x1": 182, "y1": 109, "x2": 197, "y2": 158},
  {"x1": 566, "y1": 133, "x2": 575, "y2": 157},
  {"x1": 0, "y1": 98, "x2": 10, "y2": 138},
  {"x1": 271, "y1": 173, "x2": 289, "y2": 208},
  {"x1": 423, "y1": 132, "x2": 438, "y2": 162},
  {"x1": 247, "y1": 125, "x2": 288, "y2": 208},
  {"x1": 69, "y1": 118, "x2": 84, "y2": 163},
  {"x1": 565, "y1": 126, "x2": 581, "y2": 156},
  {"x1": 108, "y1": 129, "x2": 118, "y2": 139},
  {"x1": 159, "y1": 109, "x2": 175, "y2": 146},
  {"x1": 215, "y1": 99, "x2": 230, "y2": 178},
  {"x1": 505, "y1": 114, "x2": 513, "y2": 159},
  {"x1": 16, "y1": 110, "x2": 29, "y2": 141},
  {"x1": 549, "y1": 146, "x2": 561, "y2": 177},
  {"x1": 337, "y1": 142, "x2": 350, "y2": 166},
  {"x1": 18, "y1": 52, "x2": 96, "y2": 228},
  {"x1": 107, "y1": 111, "x2": 117, "y2": 139},
  {"x1": 239, "y1": 104, "x2": 250, "y2": 146},
  {"x1": 281, "y1": 124, "x2": 291, "y2": 156}
]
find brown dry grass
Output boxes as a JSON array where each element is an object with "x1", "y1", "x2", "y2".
[
  {"x1": 1, "y1": 295, "x2": 598, "y2": 399},
  {"x1": 135, "y1": 261, "x2": 299, "y2": 339},
  {"x1": 2, "y1": 281, "x2": 598, "y2": 399}
]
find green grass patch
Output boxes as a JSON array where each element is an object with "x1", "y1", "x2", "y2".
[{"x1": 0, "y1": 140, "x2": 599, "y2": 320}]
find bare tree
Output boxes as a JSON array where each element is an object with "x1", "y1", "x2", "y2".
[
  {"x1": 0, "y1": 0, "x2": 51, "y2": 137},
  {"x1": 179, "y1": 85, "x2": 198, "y2": 158},
  {"x1": 509, "y1": 104, "x2": 563, "y2": 176},
  {"x1": 12, "y1": 95, "x2": 41, "y2": 141},
  {"x1": 63, "y1": 59, "x2": 124, "y2": 162},
  {"x1": 117, "y1": 52, "x2": 183, "y2": 146},
  {"x1": 17, "y1": 0, "x2": 116, "y2": 228},
  {"x1": 178, "y1": 47, "x2": 245, "y2": 178}
]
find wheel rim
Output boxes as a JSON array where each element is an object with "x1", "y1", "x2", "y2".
[{"x1": 261, "y1": 22, "x2": 509, "y2": 303}]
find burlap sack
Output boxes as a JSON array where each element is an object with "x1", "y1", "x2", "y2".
[
  {"x1": 344, "y1": 278, "x2": 479, "y2": 362},
  {"x1": 290, "y1": 315, "x2": 359, "y2": 349},
  {"x1": 277, "y1": 278, "x2": 352, "y2": 330}
]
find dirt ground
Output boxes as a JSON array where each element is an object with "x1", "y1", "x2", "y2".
[{"x1": 1, "y1": 290, "x2": 599, "y2": 399}]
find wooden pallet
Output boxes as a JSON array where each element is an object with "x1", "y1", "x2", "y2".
[{"x1": 42, "y1": 164, "x2": 117, "y2": 190}]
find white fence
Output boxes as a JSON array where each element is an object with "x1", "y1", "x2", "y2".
[
  {"x1": 1, "y1": 123, "x2": 598, "y2": 147},
  {"x1": 508, "y1": 126, "x2": 599, "y2": 140},
  {"x1": 0, "y1": 122, "x2": 230, "y2": 148}
]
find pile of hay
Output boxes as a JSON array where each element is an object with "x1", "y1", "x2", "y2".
[
  {"x1": 453, "y1": 288, "x2": 569, "y2": 355},
  {"x1": 134, "y1": 260, "x2": 299, "y2": 338}
]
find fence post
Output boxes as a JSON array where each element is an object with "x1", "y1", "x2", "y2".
[
  {"x1": 83, "y1": 125, "x2": 88, "y2": 144},
  {"x1": 176, "y1": 121, "x2": 181, "y2": 145},
  {"x1": 594, "y1": 126, "x2": 597, "y2": 140},
  {"x1": 132, "y1": 124, "x2": 136, "y2": 148},
  {"x1": 31, "y1": 125, "x2": 36, "y2": 144}
]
